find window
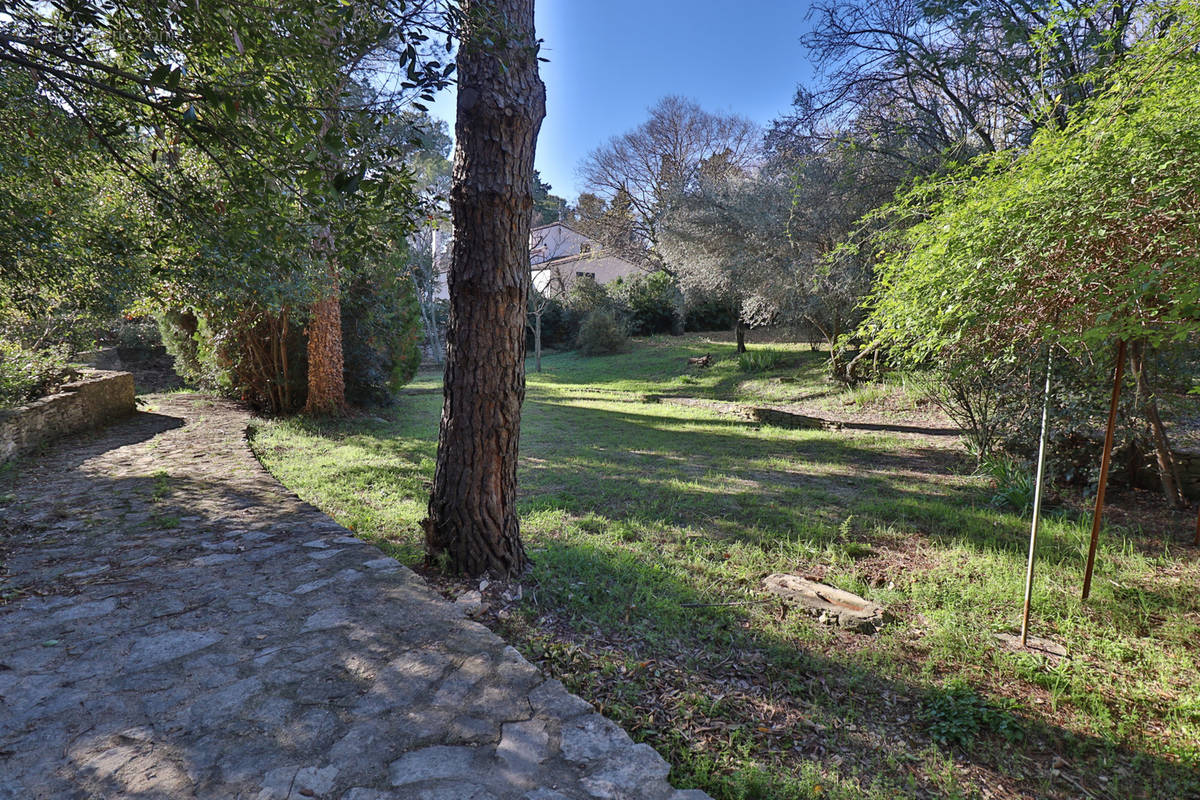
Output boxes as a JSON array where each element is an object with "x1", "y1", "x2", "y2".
[{"x1": 575, "y1": 271, "x2": 596, "y2": 280}]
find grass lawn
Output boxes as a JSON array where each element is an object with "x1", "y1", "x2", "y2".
[{"x1": 250, "y1": 332, "x2": 1200, "y2": 800}]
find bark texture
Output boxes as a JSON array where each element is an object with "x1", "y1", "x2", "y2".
[
  {"x1": 304, "y1": 249, "x2": 346, "y2": 415},
  {"x1": 425, "y1": 0, "x2": 545, "y2": 577}
]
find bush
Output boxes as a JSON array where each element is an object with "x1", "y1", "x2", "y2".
[
  {"x1": 527, "y1": 292, "x2": 579, "y2": 351},
  {"x1": 921, "y1": 679, "x2": 1023, "y2": 748},
  {"x1": 683, "y1": 293, "x2": 735, "y2": 332},
  {"x1": 157, "y1": 307, "x2": 308, "y2": 412},
  {"x1": 567, "y1": 276, "x2": 612, "y2": 317},
  {"x1": 607, "y1": 271, "x2": 684, "y2": 336},
  {"x1": 341, "y1": 267, "x2": 422, "y2": 406},
  {"x1": 575, "y1": 310, "x2": 629, "y2": 356},
  {"x1": 0, "y1": 338, "x2": 73, "y2": 408},
  {"x1": 157, "y1": 264, "x2": 423, "y2": 412}
]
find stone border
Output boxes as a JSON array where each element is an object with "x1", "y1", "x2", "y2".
[{"x1": 0, "y1": 370, "x2": 135, "y2": 464}]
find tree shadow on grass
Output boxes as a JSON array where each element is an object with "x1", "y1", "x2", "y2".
[{"x1": 515, "y1": 537, "x2": 1199, "y2": 800}]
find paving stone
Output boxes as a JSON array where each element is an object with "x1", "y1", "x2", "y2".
[
  {"x1": 388, "y1": 745, "x2": 479, "y2": 785},
  {"x1": 51, "y1": 598, "x2": 119, "y2": 622},
  {"x1": 342, "y1": 790, "x2": 400, "y2": 800},
  {"x1": 560, "y1": 715, "x2": 632, "y2": 764},
  {"x1": 497, "y1": 718, "x2": 550, "y2": 775},
  {"x1": 0, "y1": 393, "x2": 710, "y2": 800},
  {"x1": 579, "y1": 743, "x2": 672, "y2": 798},
  {"x1": 410, "y1": 783, "x2": 498, "y2": 800},
  {"x1": 125, "y1": 630, "x2": 224, "y2": 670},
  {"x1": 529, "y1": 679, "x2": 594, "y2": 720}
]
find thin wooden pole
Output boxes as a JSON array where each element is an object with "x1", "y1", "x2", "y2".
[
  {"x1": 1021, "y1": 350, "x2": 1054, "y2": 648},
  {"x1": 1082, "y1": 340, "x2": 1126, "y2": 600}
]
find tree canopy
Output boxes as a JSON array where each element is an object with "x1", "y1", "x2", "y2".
[{"x1": 866, "y1": 1, "x2": 1200, "y2": 360}]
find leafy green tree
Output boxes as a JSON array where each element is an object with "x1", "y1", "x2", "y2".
[
  {"x1": 2, "y1": 0, "x2": 455, "y2": 411},
  {"x1": 866, "y1": 2, "x2": 1200, "y2": 503}
]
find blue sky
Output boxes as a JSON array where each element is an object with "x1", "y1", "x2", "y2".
[{"x1": 428, "y1": 1, "x2": 818, "y2": 203}]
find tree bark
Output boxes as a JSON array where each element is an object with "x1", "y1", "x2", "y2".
[
  {"x1": 1130, "y1": 339, "x2": 1185, "y2": 508},
  {"x1": 304, "y1": 228, "x2": 346, "y2": 415},
  {"x1": 735, "y1": 319, "x2": 747, "y2": 353},
  {"x1": 425, "y1": 0, "x2": 545, "y2": 577},
  {"x1": 304, "y1": 65, "x2": 349, "y2": 415}
]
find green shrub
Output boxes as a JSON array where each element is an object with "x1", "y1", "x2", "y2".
[
  {"x1": 567, "y1": 276, "x2": 612, "y2": 316},
  {"x1": 683, "y1": 293, "x2": 735, "y2": 332},
  {"x1": 157, "y1": 308, "x2": 307, "y2": 412},
  {"x1": 0, "y1": 338, "x2": 73, "y2": 408},
  {"x1": 341, "y1": 267, "x2": 422, "y2": 405},
  {"x1": 576, "y1": 310, "x2": 629, "y2": 356},
  {"x1": 527, "y1": 293, "x2": 579, "y2": 351},
  {"x1": 738, "y1": 349, "x2": 784, "y2": 373},
  {"x1": 607, "y1": 271, "x2": 684, "y2": 336}
]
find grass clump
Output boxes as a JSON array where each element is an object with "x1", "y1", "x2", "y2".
[{"x1": 737, "y1": 348, "x2": 785, "y2": 373}]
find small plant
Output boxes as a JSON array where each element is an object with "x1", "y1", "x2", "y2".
[
  {"x1": 151, "y1": 470, "x2": 171, "y2": 502},
  {"x1": 737, "y1": 349, "x2": 784, "y2": 373},
  {"x1": 921, "y1": 679, "x2": 1024, "y2": 748},
  {"x1": 978, "y1": 453, "x2": 1034, "y2": 512}
]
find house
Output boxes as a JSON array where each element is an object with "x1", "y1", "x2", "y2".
[{"x1": 529, "y1": 222, "x2": 644, "y2": 294}]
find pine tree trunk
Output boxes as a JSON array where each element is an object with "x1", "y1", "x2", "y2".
[
  {"x1": 1130, "y1": 339, "x2": 1185, "y2": 508},
  {"x1": 425, "y1": 0, "x2": 545, "y2": 577}
]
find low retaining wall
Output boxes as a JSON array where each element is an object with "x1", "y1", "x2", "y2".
[{"x1": 0, "y1": 371, "x2": 136, "y2": 464}]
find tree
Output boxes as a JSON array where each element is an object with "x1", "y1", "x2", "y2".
[
  {"x1": 2, "y1": 0, "x2": 455, "y2": 413},
  {"x1": 578, "y1": 96, "x2": 759, "y2": 271},
  {"x1": 774, "y1": 0, "x2": 1149, "y2": 171},
  {"x1": 865, "y1": 2, "x2": 1200, "y2": 504},
  {"x1": 531, "y1": 170, "x2": 567, "y2": 225},
  {"x1": 425, "y1": 0, "x2": 545, "y2": 576},
  {"x1": 660, "y1": 164, "x2": 797, "y2": 352}
]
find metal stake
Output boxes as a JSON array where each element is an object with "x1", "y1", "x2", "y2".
[
  {"x1": 1082, "y1": 340, "x2": 1125, "y2": 600},
  {"x1": 1021, "y1": 349, "x2": 1054, "y2": 648}
]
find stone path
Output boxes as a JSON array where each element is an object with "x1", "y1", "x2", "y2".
[{"x1": 0, "y1": 394, "x2": 710, "y2": 800}]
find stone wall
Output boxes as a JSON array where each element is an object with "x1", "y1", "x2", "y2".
[
  {"x1": 1174, "y1": 450, "x2": 1200, "y2": 499},
  {"x1": 0, "y1": 371, "x2": 135, "y2": 464}
]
